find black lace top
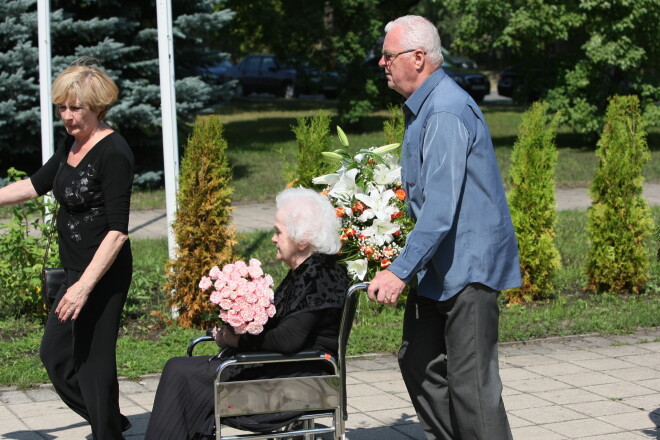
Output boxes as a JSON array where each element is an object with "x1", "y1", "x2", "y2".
[
  {"x1": 237, "y1": 253, "x2": 350, "y2": 356},
  {"x1": 30, "y1": 133, "x2": 134, "y2": 271}
]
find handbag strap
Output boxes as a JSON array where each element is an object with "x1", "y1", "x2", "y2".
[{"x1": 41, "y1": 202, "x2": 59, "y2": 272}]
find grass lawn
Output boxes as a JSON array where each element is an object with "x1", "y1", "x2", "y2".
[
  {"x1": 1, "y1": 207, "x2": 658, "y2": 388},
  {"x1": 125, "y1": 99, "x2": 659, "y2": 208}
]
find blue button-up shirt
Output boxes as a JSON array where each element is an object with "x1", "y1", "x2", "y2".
[{"x1": 388, "y1": 68, "x2": 521, "y2": 301}]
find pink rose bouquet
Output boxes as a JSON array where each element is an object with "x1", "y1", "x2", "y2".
[{"x1": 199, "y1": 258, "x2": 276, "y2": 335}]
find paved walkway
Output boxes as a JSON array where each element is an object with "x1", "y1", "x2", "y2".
[
  {"x1": 128, "y1": 183, "x2": 660, "y2": 238},
  {"x1": 1, "y1": 328, "x2": 659, "y2": 439}
]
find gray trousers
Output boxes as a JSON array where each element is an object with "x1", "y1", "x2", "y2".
[{"x1": 398, "y1": 284, "x2": 512, "y2": 440}]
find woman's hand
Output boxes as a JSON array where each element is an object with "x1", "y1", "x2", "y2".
[
  {"x1": 55, "y1": 230, "x2": 128, "y2": 323},
  {"x1": 55, "y1": 281, "x2": 92, "y2": 322},
  {"x1": 212, "y1": 326, "x2": 239, "y2": 348}
]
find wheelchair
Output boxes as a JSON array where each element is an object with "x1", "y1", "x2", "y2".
[{"x1": 187, "y1": 283, "x2": 368, "y2": 440}]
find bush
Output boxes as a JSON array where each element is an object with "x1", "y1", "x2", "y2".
[
  {"x1": 284, "y1": 113, "x2": 334, "y2": 188},
  {"x1": 0, "y1": 169, "x2": 59, "y2": 319},
  {"x1": 383, "y1": 104, "x2": 404, "y2": 145},
  {"x1": 586, "y1": 95, "x2": 653, "y2": 293},
  {"x1": 132, "y1": 171, "x2": 164, "y2": 191},
  {"x1": 165, "y1": 116, "x2": 237, "y2": 328},
  {"x1": 505, "y1": 102, "x2": 562, "y2": 303}
]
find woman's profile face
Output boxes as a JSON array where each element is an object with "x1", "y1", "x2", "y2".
[
  {"x1": 57, "y1": 97, "x2": 100, "y2": 140},
  {"x1": 272, "y1": 209, "x2": 302, "y2": 269}
]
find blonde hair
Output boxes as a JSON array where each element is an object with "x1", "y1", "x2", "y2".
[{"x1": 51, "y1": 57, "x2": 118, "y2": 120}]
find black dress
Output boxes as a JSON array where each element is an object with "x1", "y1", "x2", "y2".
[{"x1": 145, "y1": 253, "x2": 350, "y2": 440}]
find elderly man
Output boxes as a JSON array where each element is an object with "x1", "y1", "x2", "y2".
[{"x1": 367, "y1": 15, "x2": 521, "y2": 440}]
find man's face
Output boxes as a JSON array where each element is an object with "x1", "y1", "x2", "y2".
[{"x1": 378, "y1": 25, "x2": 418, "y2": 98}]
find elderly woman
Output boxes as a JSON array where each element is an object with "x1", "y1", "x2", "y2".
[
  {"x1": 145, "y1": 187, "x2": 349, "y2": 440},
  {"x1": 0, "y1": 58, "x2": 133, "y2": 438}
]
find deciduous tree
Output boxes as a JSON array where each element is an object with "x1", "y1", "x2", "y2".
[{"x1": 450, "y1": 0, "x2": 659, "y2": 135}]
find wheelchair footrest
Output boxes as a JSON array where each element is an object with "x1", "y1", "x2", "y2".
[{"x1": 220, "y1": 426, "x2": 336, "y2": 440}]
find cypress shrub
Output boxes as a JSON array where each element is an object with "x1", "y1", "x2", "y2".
[
  {"x1": 383, "y1": 104, "x2": 404, "y2": 145},
  {"x1": 165, "y1": 116, "x2": 237, "y2": 328},
  {"x1": 284, "y1": 112, "x2": 333, "y2": 188},
  {"x1": 505, "y1": 101, "x2": 562, "y2": 303},
  {"x1": 586, "y1": 95, "x2": 653, "y2": 294}
]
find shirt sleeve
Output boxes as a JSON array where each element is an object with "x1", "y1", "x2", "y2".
[
  {"x1": 101, "y1": 147, "x2": 134, "y2": 234},
  {"x1": 30, "y1": 144, "x2": 68, "y2": 196},
  {"x1": 238, "y1": 310, "x2": 320, "y2": 354},
  {"x1": 388, "y1": 112, "x2": 470, "y2": 283}
]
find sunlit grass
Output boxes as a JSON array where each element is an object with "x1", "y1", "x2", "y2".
[{"x1": 129, "y1": 99, "x2": 659, "y2": 205}]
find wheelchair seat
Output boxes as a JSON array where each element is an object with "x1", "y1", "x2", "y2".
[{"x1": 187, "y1": 283, "x2": 368, "y2": 440}]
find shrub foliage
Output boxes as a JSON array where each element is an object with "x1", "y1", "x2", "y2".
[
  {"x1": 506, "y1": 102, "x2": 561, "y2": 302},
  {"x1": 586, "y1": 95, "x2": 653, "y2": 294},
  {"x1": 165, "y1": 116, "x2": 237, "y2": 328},
  {"x1": 383, "y1": 104, "x2": 404, "y2": 145},
  {"x1": 285, "y1": 113, "x2": 334, "y2": 188},
  {"x1": 0, "y1": 169, "x2": 59, "y2": 319}
]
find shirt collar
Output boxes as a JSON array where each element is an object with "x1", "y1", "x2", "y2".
[{"x1": 403, "y1": 68, "x2": 446, "y2": 117}]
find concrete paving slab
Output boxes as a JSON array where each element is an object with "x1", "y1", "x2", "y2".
[
  {"x1": 2, "y1": 329, "x2": 660, "y2": 439},
  {"x1": 543, "y1": 417, "x2": 622, "y2": 438},
  {"x1": 532, "y1": 388, "x2": 602, "y2": 405},
  {"x1": 510, "y1": 425, "x2": 569, "y2": 439}
]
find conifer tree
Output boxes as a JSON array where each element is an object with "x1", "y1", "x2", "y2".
[
  {"x1": 285, "y1": 113, "x2": 333, "y2": 188},
  {"x1": 383, "y1": 104, "x2": 404, "y2": 145},
  {"x1": 165, "y1": 115, "x2": 236, "y2": 328},
  {"x1": 586, "y1": 95, "x2": 653, "y2": 294},
  {"x1": 0, "y1": 0, "x2": 234, "y2": 173},
  {"x1": 506, "y1": 101, "x2": 561, "y2": 303}
]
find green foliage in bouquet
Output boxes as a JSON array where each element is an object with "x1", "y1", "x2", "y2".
[
  {"x1": 284, "y1": 112, "x2": 335, "y2": 188},
  {"x1": 586, "y1": 95, "x2": 653, "y2": 294},
  {"x1": 166, "y1": 116, "x2": 237, "y2": 328},
  {"x1": 0, "y1": 169, "x2": 59, "y2": 319},
  {"x1": 505, "y1": 102, "x2": 562, "y2": 303}
]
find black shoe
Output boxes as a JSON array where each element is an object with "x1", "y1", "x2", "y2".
[{"x1": 121, "y1": 414, "x2": 132, "y2": 432}]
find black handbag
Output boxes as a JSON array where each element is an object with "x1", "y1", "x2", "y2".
[
  {"x1": 41, "y1": 204, "x2": 64, "y2": 306},
  {"x1": 42, "y1": 267, "x2": 65, "y2": 305}
]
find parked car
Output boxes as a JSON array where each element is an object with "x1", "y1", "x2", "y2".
[
  {"x1": 361, "y1": 53, "x2": 490, "y2": 103},
  {"x1": 442, "y1": 60, "x2": 490, "y2": 102},
  {"x1": 222, "y1": 54, "x2": 297, "y2": 98},
  {"x1": 497, "y1": 69, "x2": 520, "y2": 99},
  {"x1": 196, "y1": 60, "x2": 234, "y2": 84},
  {"x1": 223, "y1": 54, "x2": 339, "y2": 99},
  {"x1": 497, "y1": 67, "x2": 549, "y2": 102},
  {"x1": 442, "y1": 48, "x2": 478, "y2": 70}
]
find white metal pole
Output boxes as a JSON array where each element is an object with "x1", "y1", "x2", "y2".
[
  {"x1": 156, "y1": 0, "x2": 179, "y2": 261},
  {"x1": 37, "y1": 0, "x2": 54, "y2": 164}
]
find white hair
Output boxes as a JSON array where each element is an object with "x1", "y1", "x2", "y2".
[
  {"x1": 275, "y1": 187, "x2": 341, "y2": 255},
  {"x1": 385, "y1": 15, "x2": 443, "y2": 67}
]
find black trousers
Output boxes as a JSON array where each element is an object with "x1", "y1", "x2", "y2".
[
  {"x1": 398, "y1": 284, "x2": 512, "y2": 440},
  {"x1": 40, "y1": 246, "x2": 132, "y2": 440}
]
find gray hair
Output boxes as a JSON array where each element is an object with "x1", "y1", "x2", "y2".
[
  {"x1": 385, "y1": 15, "x2": 443, "y2": 67},
  {"x1": 275, "y1": 187, "x2": 341, "y2": 255}
]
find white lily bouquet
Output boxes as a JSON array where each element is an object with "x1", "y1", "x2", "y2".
[{"x1": 313, "y1": 127, "x2": 414, "y2": 281}]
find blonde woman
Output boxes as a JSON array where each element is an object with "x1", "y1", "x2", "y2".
[{"x1": 0, "y1": 58, "x2": 134, "y2": 438}]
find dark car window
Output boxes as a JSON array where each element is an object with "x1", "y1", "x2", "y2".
[
  {"x1": 261, "y1": 57, "x2": 276, "y2": 73},
  {"x1": 244, "y1": 57, "x2": 261, "y2": 75}
]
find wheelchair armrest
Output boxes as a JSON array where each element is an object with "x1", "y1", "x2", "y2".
[
  {"x1": 235, "y1": 349, "x2": 332, "y2": 363},
  {"x1": 187, "y1": 335, "x2": 215, "y2": 356}
]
